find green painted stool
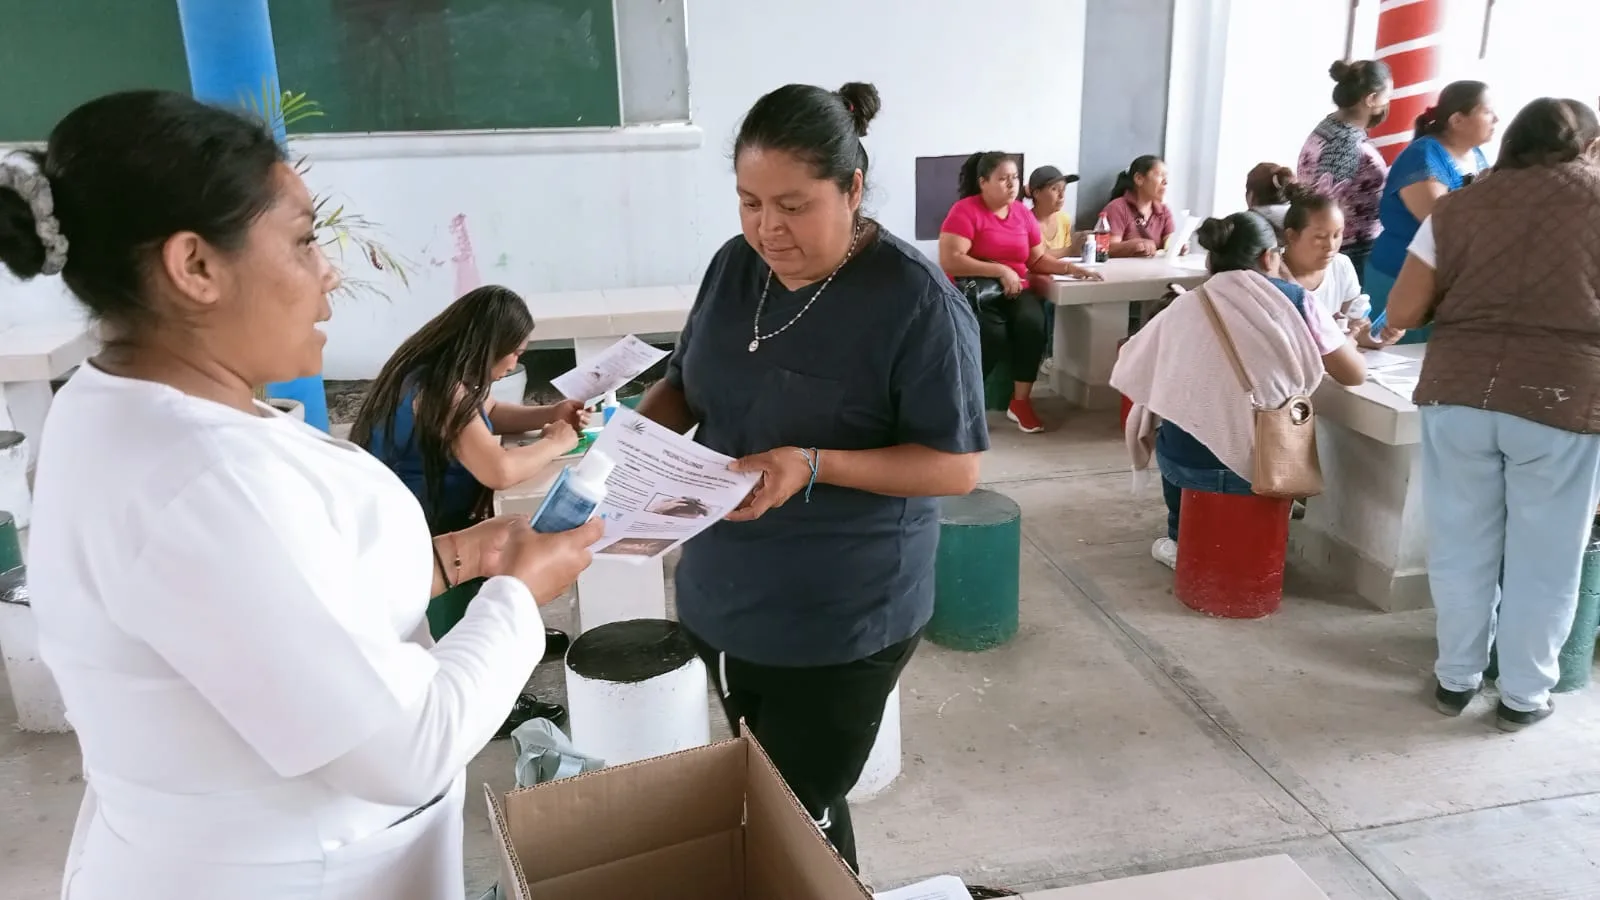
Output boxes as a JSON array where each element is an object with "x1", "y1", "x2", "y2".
[
  {"x1": 427, "y1": 576, "x2": 487, "y2": 640},
  {"x1": 1485, "y1": 521, "x2": 1600, "y2": 693},
  {"x1": 1557, "y1": 525, "x2": 1600, "y2": 692},
  {"x1": 930, "y1": 489, "x2": 1021, "y2": 651}
]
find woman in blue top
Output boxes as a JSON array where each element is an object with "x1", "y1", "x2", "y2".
[
  {"x1": 1366, "y1": 80, "x2": 1497, "y2": 344},
  {"x1": 352, "y1": 285, "x2": 589, "y2": 729}
]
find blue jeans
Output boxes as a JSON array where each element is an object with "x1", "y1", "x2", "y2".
[
  {"x1": 1422, "y1": 405, "x2": 1600, "y2": 711},
  {"x1": 1156, "y1": 448, "x2": 1253, "y2": 541}
]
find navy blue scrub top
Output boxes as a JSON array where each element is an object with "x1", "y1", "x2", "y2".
[{"x1": 667, "y1": 228, "x2": 989, "y2": 667}]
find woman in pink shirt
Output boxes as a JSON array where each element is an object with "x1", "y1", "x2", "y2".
[
  {"x1": 1099, "y1": 155, "x2": 1178, "y2": 257},
  {"x1": 939, "y1": 151, "x2": 1100, "y2": 433}
]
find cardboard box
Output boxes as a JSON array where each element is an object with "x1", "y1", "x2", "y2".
[
  {"x1": 1019, "y1": 855, "x2": 1330, "y2": 899},
  {"x1": 486, "y1": 734, "x2": 872, "y2": 899}
]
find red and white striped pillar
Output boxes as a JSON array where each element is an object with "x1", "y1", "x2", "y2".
[{"x1": 1369, "y1": 0, "x2": 1446, "y2": 164}]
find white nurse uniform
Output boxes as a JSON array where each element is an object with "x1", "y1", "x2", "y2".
[{"x1": 29, "y1": 363, "x2": 546, "y2": 899}]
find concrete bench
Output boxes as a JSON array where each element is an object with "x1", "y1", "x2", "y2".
[
  {"x1": 0, "y1": 321, "x2": 97, "y2": 465},
  {"x1": 522, "y1": 285, "x2": 696, "y2": 363},
  {"x1": 1044, "y1": 257, "x2": 1208, "y2": 409}
]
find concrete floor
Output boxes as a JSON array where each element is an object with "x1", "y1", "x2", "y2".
[{"x1": 6, "y1": 399, "x2": 1600, "y2": 898}]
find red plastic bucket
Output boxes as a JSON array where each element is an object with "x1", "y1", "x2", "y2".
[{"x1": 1173, "y1": 489, "x2": 1292, "y2": 618}]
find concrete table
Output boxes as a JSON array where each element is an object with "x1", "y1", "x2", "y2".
[
  {"x1": 1046, "y1": 256, "x2": 1208, "y2": 408},
  {"x1": 0, "y1": 321, "x2": 97, "y2": 466},
  {"x1": 520, "y1": 284, "x2": 695, "y2": 364},
  {"x1": 1291, "y1": 345, "x2": 1428, "y2": 612}
]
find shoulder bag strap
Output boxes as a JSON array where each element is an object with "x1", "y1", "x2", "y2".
[{"x1": 1195, "y1": 286, "x2": 1256, "y2": 405}]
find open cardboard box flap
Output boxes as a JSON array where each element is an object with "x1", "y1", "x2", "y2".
[{"x1": 487, "y1": 734, "x2": 872, "y2": 899}]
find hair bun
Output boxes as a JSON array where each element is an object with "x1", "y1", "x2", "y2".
[
  {"x1": 836, "y1": 82, "x2": 881, "y2": 137},
  {"x1": 0, "y1": 181, "x2": 48, "y2": 281},
  {"x1": 1329, "y1": 60, "x2": 1355, "y2": 82},
  {"x1": 1194, "y1": 217, "x2": 1235, "y2": 253}
]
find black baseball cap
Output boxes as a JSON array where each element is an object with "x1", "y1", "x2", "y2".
[{"x1": 1027, "y1": 165, "x2": 1080, "y2": 193}]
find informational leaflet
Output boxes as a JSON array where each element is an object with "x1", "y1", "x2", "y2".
[
  {"x1": 584, "y1": 408, "x2": 760, "y2": 561},
  {"x1": 1359, "y1": 348, "x2": 1414, "y2": 371},
  {"x1": 1371, "y1": 370, "x2": 1420, "y2": 401},
  {"x1": 872, "y1": 876, "x2": 969, "y2": 900},
  {"x1": 549, "y1": 335, "x2": 670, "y2": 403}
]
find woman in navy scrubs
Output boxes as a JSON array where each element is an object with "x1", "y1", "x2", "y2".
[{"x1": 637, "y1": 81, "x2": 988, "y2": 869}]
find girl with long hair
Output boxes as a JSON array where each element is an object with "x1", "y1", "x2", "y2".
[
  {"x1": 352, "y1": 285, "x2": 587, "y2": 535},
  {"x1": 353, "y1": 285, "x2": 590, "y2": 727}
]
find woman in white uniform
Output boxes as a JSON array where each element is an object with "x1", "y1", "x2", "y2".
[{"x1": 0, "y1": 91, "x2": 601, "y2": 899}]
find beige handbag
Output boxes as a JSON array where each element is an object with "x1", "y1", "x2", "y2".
[{"x1": 1195, "y1": 287, "x2": 1324, "y2": 499}]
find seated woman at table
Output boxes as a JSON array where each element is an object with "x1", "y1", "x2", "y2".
[
  {"x1": 1280, "y1": 185, "x2": 1365, "y2": 337},
  {"x1": 351, "y1": 285, "x2": 588, "y2": 728},
  {"x1": 1111, "y1": 212, "x2": 1364, "y2": 569},
  {"x1": 1026, "y1": 164, "x2": 1081, "y2": 258},
  {"x1": 1025, "y1": 164, "x2": 1082, "y2": 371},
  {"x1": 1098, "y1": 155, "x2": 1178, "y2": 257},
  {"x1": 939, "y1": 151, "x2": 1101, "y2": 434},
  {"x1": 1366, "y1": 80, "x2": 1497, "y2": 343},
  {"x1": 1245, "y1": 162, "x2": 1295, "y2": 240},
  {"x1": 1381, "y1": 97, "x2": 1600, "y2": 731}
]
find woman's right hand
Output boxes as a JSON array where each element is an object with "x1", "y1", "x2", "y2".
[
  {"x1": 1126, "y1": 239, "x2": 1157, "y2": 257},
  {"x1": 998, "y1": 267, "x2": 1025, "y2": 296},
  {"x1": 500, "y1": 518, "x2": 604, "y2": 605},
  {"x1": 541, "y1": 419, "x2": 581, "y2": 453}
]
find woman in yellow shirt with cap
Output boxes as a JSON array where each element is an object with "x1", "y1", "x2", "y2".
[
  {"x1": 1026, "y1": 165, "x2": 1081, "y2": 257},
  {"x1": 1025, "y1": 165, "x2": 1081, "y2": 371}
]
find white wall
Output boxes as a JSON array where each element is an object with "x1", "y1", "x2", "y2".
[
  {"x1": 1178, "y1": 0, "x2": 1600, "y2": 224},
  {"x1": 0, "y1": 0, "x2": 1087, "y2": 379}
]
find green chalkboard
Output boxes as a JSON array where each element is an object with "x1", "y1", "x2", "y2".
[
  {"x1": 0, "y1": 2, "x2": 191, "y2": 143},
  {"x1": 268, "y1": 0, "x2": 622, "y2": 133}
]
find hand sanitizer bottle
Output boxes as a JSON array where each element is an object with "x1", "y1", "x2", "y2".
[{"x1": 531, "y1": 451, "x2": 616, "y2": 534}]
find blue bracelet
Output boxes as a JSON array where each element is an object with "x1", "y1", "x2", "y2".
[{"x1": 795, "y1": 447, "x2": 820, "y2": 502}]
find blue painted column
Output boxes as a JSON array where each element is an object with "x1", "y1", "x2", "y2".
[{"x1": 177, "y1": 0, "x2": 331, "y2": 432}]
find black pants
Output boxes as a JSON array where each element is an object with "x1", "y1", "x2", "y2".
[
  {"x1": 976, "y1": 290, "x2": 1048, "y2": 385},
  {"x1": 682, "y1": 628, "x2": 922, "y2": 870}
]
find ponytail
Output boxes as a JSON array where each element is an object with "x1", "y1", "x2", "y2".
[
  {"x1": 1110, "y1": 154, "x2": 1163, "y2": 204},
  {"x1": 1109, "y1": 171, "x2": 1134, "y2": 204},
  {"x1": 957, "y1": 151, "x2": 1013, "y2": 199},
  {"x1": 1415, "y1": 80, "x2": 1490, "y2": 139},
  {"x1": 957, "y1": 153, "x2": 982, "y2": 199}
]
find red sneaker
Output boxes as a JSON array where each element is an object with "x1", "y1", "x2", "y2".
[{"x1": 1006, "y1": 397, "x2": 1045, "y2": 433}]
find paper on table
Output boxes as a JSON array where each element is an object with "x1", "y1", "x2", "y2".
[
  {"x1": 873, "y1": 875, "x2": 969, "y2": 900},
  {"x1": 1370, "y1": 370, "x2": 1420, "y2": 401},
  {"x1": 582, "y1": 407, "x2": 760, "y2": 561},
  {"x1": 1164, "y1": 209, "x2": 1199, "y2": 258},
  {"x1": 1359, "y1": 348, "x2": 1415, "y2": 371},
  {"x1": 550, "y1": 335, "x2": 670, "y2": 403}
]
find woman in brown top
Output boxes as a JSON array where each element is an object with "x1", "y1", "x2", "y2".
[{"x1": 1385, "y1": 97, "x2": 1600, "y2": 732}]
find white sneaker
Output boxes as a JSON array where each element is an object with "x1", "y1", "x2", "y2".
[{"x1": 1151, "y1": 537, "x2": 1178, "y2": 569}]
